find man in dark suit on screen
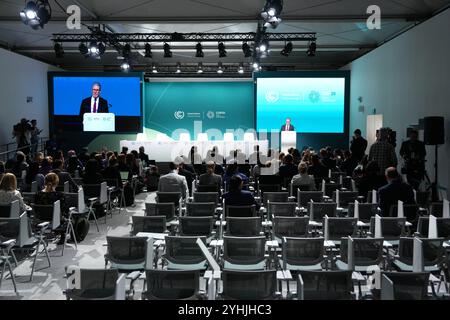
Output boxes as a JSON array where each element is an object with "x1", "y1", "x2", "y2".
[
  {"x1": 79, "y1": 82, "x2": 109, "y2": 117},
  {"x1": 280, "y1": 118, "x2": 295, "y2": 132}
]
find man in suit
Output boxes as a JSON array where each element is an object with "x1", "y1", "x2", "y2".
[
  {"x1": 158, "y1": 161, "x2": 189, "y2": 199},
  {"x1": 280, "y1": 118, "x2": 295, "y2": 132},
  {"x1": 378, "y1": 167, "x2": 415, "y2": 216},
  {"x1": 79, "y1": 82, "x2": 109, "y2": 118},
  {"x1": 350, "y1": 129, "x2": 368, "y2": 162},
  {"x1": 223, "y1": 175, "x2": 260, "y2": 210},
  {"x1": 138, "y1": 146, "x2": 150, "y2": 167},
  {"x1": 199, "y1": 161, "x2": 222, "y2": 191}
]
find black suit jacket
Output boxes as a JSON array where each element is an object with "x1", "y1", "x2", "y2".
[
  {"x1": 378, "y1": 179, "x2": 415, "y2": 216},
  {"x1": 281, "y1": 124, "x2": 295, "y2": 131},
  {"x1": 79, "y1": 97, "x2": 109, "y2": 117}
]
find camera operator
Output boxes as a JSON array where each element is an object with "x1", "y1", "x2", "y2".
[
  {"x1": 400, "y1": 129, "x2": 426, "y2": 190},
  {"x1": 12, "y1": 118, "x2": 32, "y2": 156}
]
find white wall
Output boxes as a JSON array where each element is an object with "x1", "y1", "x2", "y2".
[
  {"x1": 0, "y1": 48, "x2": 61, "y2": 147},
  {"x1": 345, "y1": 8, "x2": 450, "y2": 198}
]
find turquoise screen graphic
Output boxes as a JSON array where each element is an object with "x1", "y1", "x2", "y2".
[{"x1": 256, "y1": 77, "x2": 346, "y2": 133}]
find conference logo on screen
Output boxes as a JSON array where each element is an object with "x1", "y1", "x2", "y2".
[
  {"x1": 174, "y1": 110, "x2": 185, "y2": 120},
  {"x1": 265, "y1": 91, "x2": 279, "y2": 103},
  {"x1": 206, "y1": 111, "x2": 215, "y2": 119},
  {"x1": 309, "y1": 90, "x2": 321, "y2": 103}
]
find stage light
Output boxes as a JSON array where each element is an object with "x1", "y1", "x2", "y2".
[
  {"x1": 152, "y1": 63, "x2": 158, "y2": 73},
  {"x1": 54, "y1": 42, "x2": 64, "y2": 58},
  {"x1": 258, "y1": 39, "x2": 269, "y2": 53},
  {"x1": 307, "y1": 41, "x2": 316, "y2": 57},
  {"x1": 195, "y1": 42, "x2": 204, "y2": 58},
  {"x1": 144, "y1": 43, "x2": 152, "y2": 58},
  {"x1": 252, "y1": 61, "x2": 259, "y2": 70},
  {"x1": 176, "y1": 62, "x2": 181, "y2": 73},
  {"x1": 261, "y1": 0, "x2": 283, "y2": 29},
  {"x1": 121, "y1": 61, "x2": 130, "y2": 71},
  {"x1": 88, "y1": 41, "x2": 100, "y2": 56},
  {"x1": 238, "y1": 63, "x2": 244, "y2": 74},
  {"x1": 242, "y1": 42, "x2": 252, "y2": 57},
  {"x1": 20, "y1": 0, "x2": 51, "y2": 29},
  {"x1": 280, "y1": 41, "x2": 293, "y2": 56},
  {"x1": 217, "y1": 62, "x2": 224, "y2": 74},
  {"x1": 218, "y1": 42, "x2": 227, "y2": 58},
  {"x1": 197, "y1": 62, "x2": 203, "y2": 73},
  {"x1": 163, "y1": 43, "x2": 172, "y2": 58},
  {"x1": 78, "y1": 43, "x2": 88, "y2": 56}
]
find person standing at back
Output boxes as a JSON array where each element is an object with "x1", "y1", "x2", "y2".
[
  {"x1": 368, "y1": 128, "x2": 397, "y2": 175},
  {"x1": 350, "y1": 129, "x2": 368, "y2": 162}
]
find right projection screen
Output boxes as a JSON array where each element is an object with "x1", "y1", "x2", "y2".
[{"x1": 256, "y1": 77, "x2": 346, "y2": 133}]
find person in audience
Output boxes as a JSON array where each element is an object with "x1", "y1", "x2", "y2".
[
  {"x1": 176, "y1": 157, "x2": 195, "y2": 195},
  {"x1": 11, "y1": 151, "x2": 29, "y2": 178},
  {"x1": 350, "y1": 129, "x2": 368, "y2": 162},
  {"x1": 340, "y1": 150, "x2": 359, "y2": 177},
  {"x1": 223, "y1": 162, "x2": 248, "y2": 190},
  {"x1": 199, "y1": 161, "x2": 222, "y2": 190},
  {"x1": 292, "y1": 148, "x2": 302, "y2": 165},
  {"x1": 357, "y1": 161, "x2": 387, "y2": 200},
  {"x1": 138, "y1": 146, "x2": 150, "y2": 167},
  {"x1": 94, "y1": 153, "x2": 105, "y2": 170},
  {"x1": 24, "y1": 162, "x2": 44, "y2": 192},
  {"x1": 333, "y1": 149, "x2": 344, "y2": 167},
  {"x1": 82, "y1": 159, "x2": 103, "y2": 184},
  {"x1": 144, "y1": 165, "x2": 160, "y2": 192},
  {"x1": 130, "y1": 150, "x2": 143, "y2": 176},
  {"x1": 368, "y1": 128, "x2": 397, "y2": 175},
  {"x1": 158, "y1": 162, "x2": 189, "y2": 199},
  {"x1": 66, "y1": 155, "x2": 83, "y2": 177},
  {"x1": 301, "y1": 148, "x2": 312, "y2": 165},
  {"x1": 248, "y1": 145, "x2": 262, "y2": 165},
  {"x1": 188, "y1": 146, "x2": 203, "y2": 165},
  {"x1": 34, "y1": 152, "x2": 44, "y2": 165},
  {"x1": 223, "y1": 175, "x2": 260, "y2": 210},
  {"x1": 307, "y1": 154, "x2": 328, "y2": 179},
  {"x1": 52, "y1": 159, "x2": 78, "y2": 192},
  {"x1": 39, "y1": 156, "x2": 53, "y2": 176},
  {"x1": 291, "y1": 162, "x2": 316, "y2": 191},
  {"x1": 319, "y1": 148, "x2": 337, "y2": 171},
  {"x1": 279, "y1": 154, "x2": 298, "y2": 181},
  {"x1": 205, "y1": 146, "x2": 224, "y2": 165},
  {"x1": 121, "y1": 146, "x2": 128, "y2": 155},
  {"x1": 378, "y1": 167, "x2": 415, "y2": 216},
  {"x1": 78, "y1": 147, "x2": 90, "y2": 166},
  {"x1": 126, "y1": 153, "x2": 139, "y2": 176},
  {"x1": 53, "y1": 150, "x2": 64, "y2": 162},
  {"x1": 102, "y1": 155, "x2": 123, "y2": 189},
  {"x1": 0, "y1": 173, "x2": 30, "y2": 213}
]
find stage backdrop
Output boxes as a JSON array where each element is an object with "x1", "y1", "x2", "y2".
[{"x1": 144, "y1": 81, "x2": 254, "y2": 139}]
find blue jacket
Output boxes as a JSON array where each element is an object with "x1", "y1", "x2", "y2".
[{"x1": 223, "y1": 190, "x2": 260, "y2": 211}]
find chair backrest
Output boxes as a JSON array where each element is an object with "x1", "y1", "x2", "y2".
[
  {"x1": 342, "y1": 177, "x2": 354, "y2": 191},
  {"x1": 340, "y1": 237, "x2": 384, "y2": 267},
  {"x1": 145, "y1": 203, "x2": 175, "y2": 221},
  {"x1": 310, "y1": 202, "x2": 337, "y2": 222},
  {"x1": 196, "y1": 184, "x2": 219, "y2": 193},
  {"x1": 398, "y1": 237, "x2": 445, "y2": 267},
  {"x1": 164, "y1": 236, "x2": 207, "y2": 266},
  {"x1": 83, "y1": 182, "x2": 107, "y2": 204},
  {"x1": 56, "y1": 181, "x2": 69, "y2": 193},
  {"x1": 332, "y1": 191, "x2": 358, "y2": 208},
  {"x1": 348, "y1": 203, "x2": 378, "y2": 223},
  {"x1": 131, "y1": 215, "x2": 166, "y2": 235},
  {"x1": 21, "y1": 192, "x2": 36, "y2": 205},
  {"x1": 192, "y1": 192, "x2": 219, "y2": 206},
  {"x1": 225, "y1": 205, "x2": 257, "y2": 218},
  {"x1": 0, "y1": 200, "x2": 20, "y2": 218},
  {"x1": 223, "y1": 236, "x2": 266, "y2": 267},
  {"x1": 31, "y1": 180, "x2": 38, "y2": 193},
  {"x1": 416, "y1": 216, "x2": 429, "y2": 237},
  {"x1": 370, "y1": 217, "x2": 406, "y2": 240},
  {"x1": 273, "y1": 216, "x2": 309, "y2": 240},
  {"x1": 298, "y1": 191, "x2": 323, "y2": 208},
  {"x1": 105, "y1": 236, "x2": 148, "y2": 271},
  {"x1": 298, "y1": 270, "x2": 353, "y2": 300},
  {"x1": 65, "y1": 266, "x2": 120, "y2": 300},
  {"x1": 325, "y1": 217, "x2": 358, "y2": 241},
  {"x1": 324, "y1": 183, "x2": 342, "y2": 198},
  {"x1": 64, "y1": 188, "x2": 86, "y2": 212},
  {"x1": 221, "y1": 269, "x2": 277, "y2": 300},
  {"x1": 144, "y1": 269, "x2": 200, "y2": 300},
  {"x1": 0, "y1": 212, "x2": 32, "y2": 247},
  {"x1": 267, "y1": 202, "x2": 296, "y2": 219},
  {"x1": 226, "y1": 217, "x2": 262, "y2": 237},
  {"x1": 381, "y1": 272, "x2": 430, "y2": 300},
  {"x1": 32, "y1": 200, "x2": 61, "y2": 229},
  {"x1": 415, "y1": 191, "x2": 430, "y2": 208},
  {"x1": 291, "y1": 184, "x2": 314, "y2": 197},
  {"x1": 436, "y1": 218, "x2": 450, "y2": 239},
  {"x1": 262, "y1": 192, "x2": 289, "y2": 205},
  {"x1": 156, "y1": 192, "x2": 181, "y2": 207},
  {"x1": 429, "y1": 202, "x2": 443, "y2": 217},
  {"x1": 282, "y1": 237, "x2": 324, "y2": 268},
  {"x1": 179, "y1": 216, "x2": 214, "y2": 237},
  {"x1": 389, "y1": 204, "x2": 421, "y2": 223},
  {"x1": 185, "y1": 202, "x2": 216, "y2": 217}
]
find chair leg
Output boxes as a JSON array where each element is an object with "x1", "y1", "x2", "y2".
[
  {"x1": 69, "y1": 221, "x2": 78, "y2": 249},
  {"x1": 0, "y1": 257, "x2": 6, "y2": 288},
  {"x1": 88, "y1": 207, "x2": 100, "y2": 232},
  {"x1": 30, "y1": 240, "x2": 40, "y2": 282},
  {"x1": 6, "y1": 259, "x2": 17, "y2": 294},
  {"x1": 11, "y1": 249, "x2": 18, "y2": 267}
]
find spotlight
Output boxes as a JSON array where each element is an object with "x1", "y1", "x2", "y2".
[
  {"x1": 88, "y1": 41, "x2": 100, "y2": 56},
  {"x1": 252, "y1": 61, "x2": 260, "y2": 70},
  {"x1": 121, "y1": 61, "x2": 130, "y2": 71},
  {"x1": 217, "y1": 62, "x2": 224, "y2": 74},
  {"x1": 258, "y1": 39, "x2": 269, "y2": 54},
  {"x1": 78, "y1": 43, "x2": 88, "y2": 56},
  {"x1": 54, "y1": 42, "x2": 64, "y2": 58},
  {"x1": 163, "y1": 43, "x2": 172, "y2": 58},
  {"x1": 122, "y1": 43, "x2": 131, "y2": 58},
  {"x1": 144, "y1": 43, "x2": 152, "y2": 58},
  {"x1": 242, "y1": 42, "x2": 252, "y2": 57},
  {"x1": 152, "y1": 63, "x2": 158, "y2": 73},
  {"x1": 261, "y1": 0, "x2": 283, "y2": 29},
  {"x1": 195, "y1": 43, "x2": 204, "y2": 58},
  {"x1": 218, "y1": 42, "x2": 227, "y2": 58},
  {"x1": 197, "y1": 62, "x2": 203, "y2": 73},
  {"x1": 176, "y1": 63, "x2": 181, "y2": 74},
  {"x1": 238, "y1": 63, "x2": 244, "y2": 74},
  {"x1": 280, "y1": 41, "x2": 293, "y2": 56},
  {"x1": 20, "y1": 0, "x2": 51, "y2": 29},
  {"x1": 307, "y1": 41, "x2": 316, "y2": 57}
]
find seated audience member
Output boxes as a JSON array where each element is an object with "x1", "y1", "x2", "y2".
[
  {"x1": 158, "y1": 162, "x2": 189, "y2": 199},
  {"x1": 39, "y1": 156, "x2": 53, "y2": 176},
  {"x1": 102, "y1": 155, "x2": 123, "y2": 189},
  {"x1": 12, "y1": 151, "x2": 29, "y2": 178},
  {"x1": 66, "y1": 155, "x2": 83, "y2": 177},
  {"x1": 121, "y1": 146, "x2": 128, "y2": 155},
  {"x1": 357, "y1": 161, "x2": 387, "y2": 200},
  {"x1": 292, "y1": 148, "x2": 302, "y2": 165},
  {"x1": 291, "y1": 162, "x2": 316, "y2": 191},
  {"x1": 340, "y1": 150, "x2": 359, "y2": 177},
  {"x1": 0, "y1": 173, "x2": 30, "y2": 213},
  {"x1": 378, "y1": 167, "x2": 415, "y2": 216},
  {"x1": 130, "y1": 150, "x2": 143, "y2": 175},
  {"x1": 78, "y1": 147, "x2": 90, "y2": 166},
  {"x1": 126, "y1": 153, "x2": 139, "y2": 176},
  {"x1": 278, "y1": 154, "x2": 298, "y2": 181},
  {"x1": 333, "y1": 149, "x2": 344, "y2": 167},
  {"x1": 199, "y1": 161, "x2": 222, "y2": 191},
  {"x1": 52, "y1": 159, "x2": 78, "y2": 192},
  {"x1": 320, "y1": 148, "x2": 337, "y2": 171},
  {"x1": 223, "y1": 175, "x2": 260, "y2": 210},
  {"x1": 223, "y1": 162, "x2": 249, "y2": 190},
  {"x1": 308, "y1": 154, "x2": 328, "y2": 179},
  {"x1": 144, "y1": 165, "x2": 160, "y2": 192},
  {"x1": 176, "y1": 157, "x2": 195, "y2": 195},
  {"x1": 34, "y1": 152, "x2": 44, "y2": 165},
  {"x1": 82, "y1": 159, "x2": 104, "y2": 185},
  {"x1": 24, "y1": 162, "x2": 45, "y2": 192}
]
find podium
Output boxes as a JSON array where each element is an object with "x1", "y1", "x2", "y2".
[
  {"x1": 83, "y1": 113, "x2": 115, "y2": 132},
  {"x1": 281, "y1": 131, "x2": 297, "y2": 154}
]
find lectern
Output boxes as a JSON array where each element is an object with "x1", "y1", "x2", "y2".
[
  {"x1": 83, "y1": 113, "x2": 115, "y2": 132},
  {"x1": 281, "y1": 131, "x2": 296, "y2": 154}
]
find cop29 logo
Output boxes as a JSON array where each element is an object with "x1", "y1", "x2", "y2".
[{"x1": 174, "y1": 110, "x2": 185, "y2": 120}]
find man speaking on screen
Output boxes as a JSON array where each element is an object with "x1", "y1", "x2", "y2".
[
  {"x1": 280, "y1": 118, "x2": 295, "y2": 132},
  {"x1": 79, "y1": 82, "x2": 109, "y2": 117}
]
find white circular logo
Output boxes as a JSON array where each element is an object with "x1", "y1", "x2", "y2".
[
  {"x1": 174, "y1": 110, "x2": 185, "y2": 120},
  {"x1": 206, "y1": 111, "x2": 215, "y2": 119},
  {"x1": 265, "y1": 91, "x2": 279, "y2": 103}
]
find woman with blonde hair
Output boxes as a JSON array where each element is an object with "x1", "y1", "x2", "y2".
[{"x1": 0, "y1": 172, "x2": 30, "y2": 212}]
